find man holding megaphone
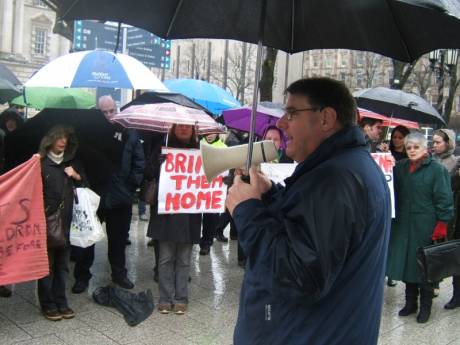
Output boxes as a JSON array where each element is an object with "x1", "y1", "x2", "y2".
[{"x1": 225, "y1": 78, "x2": 391, "y2": 345}]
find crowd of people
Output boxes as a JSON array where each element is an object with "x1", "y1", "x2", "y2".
[
  {"x1": 359, "y1": 116, "x2": 460, "y2": 323},
  {"x1": 0, "y1": 77, "x2": 459, "y2": 344}
]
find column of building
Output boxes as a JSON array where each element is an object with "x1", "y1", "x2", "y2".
[
  {"x1": 12, "y1": 0, "x2": 24, "y2": 55},
  {"x1": 1, "y1": 0, "x2": 14, "y2": 53}
]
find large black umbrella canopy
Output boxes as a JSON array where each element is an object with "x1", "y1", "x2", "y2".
[
  {"x1": 49, "y1": 0, "x2": 460, "y2": 62},
  {"x1": 4, "y1": 109, "x2": 118, "y2": 194},
  {"x1": 353, "y1": 87, "x2": 445, "y2": 125}
]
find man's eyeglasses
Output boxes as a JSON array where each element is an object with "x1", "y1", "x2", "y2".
[{"x1": 282, "y1": 107, "x2": 318, "y2": 120}]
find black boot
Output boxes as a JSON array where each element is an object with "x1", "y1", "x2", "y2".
[
  {"x1": 399, "y1": 282, "x2": 418, "y2": 316},
  {"x1": 417, "y1": 284, "x2": 433, "y2": 323},
  {"x1": 445, "y1": 276, "x2": 460, "y2": 309}
]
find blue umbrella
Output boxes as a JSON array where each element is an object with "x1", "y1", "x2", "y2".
[
  {"x1": 24, "y1": 50, "x2": 168, "y2": 91},
  {"x1": 164, "y1": 78, "x2": 240, "y2": 115}
]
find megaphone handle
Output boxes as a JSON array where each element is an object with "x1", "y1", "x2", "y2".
[{"x1": 241, "y1": 175, "x2": 250, "y2": 184}]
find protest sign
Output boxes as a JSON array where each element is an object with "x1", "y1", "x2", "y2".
[
  {"x1": 371, "y1": 153, "x2": 395, "y2": 218},
  {"x1": 158, "y1": 148, "x2": 227, "y2": 214},
  {"x1": 0, "y1": 155, "x2": 49, "y2": 285},
  {"x1": 261, "y1": 163, "x2": 297, "y2": 186}
]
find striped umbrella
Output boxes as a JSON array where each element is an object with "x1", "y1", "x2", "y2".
[
  {"x1": 24, "y1": 50, "x2": 168, "y2": 90},
  {"x1": 112, "y1": 103, "x2": 225, "y2": 135},
  {"x1": 358, "y1": 108, "x2": 419, "y2": 129}
]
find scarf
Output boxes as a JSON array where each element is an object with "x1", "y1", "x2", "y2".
[
  {"x1": 47, "y1": 151, "x2": 64, "y2": 165},
  {"x1": 409, "y1": 153, "x2": 429, "y2": 173}
]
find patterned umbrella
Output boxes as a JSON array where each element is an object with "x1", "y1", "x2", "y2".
[
  {"x1": 358, "y1": 108, "x2": 419, "y2": 129},
  {"x1": 112, "y1": 103, "x2": 225, "y2": 135}
]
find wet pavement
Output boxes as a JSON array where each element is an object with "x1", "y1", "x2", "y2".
[{"x1": 1, "y1": 213, "x2": 460, "y2": 345}]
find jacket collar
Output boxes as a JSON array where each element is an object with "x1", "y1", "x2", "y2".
[{"x1": 284, "y1": 126, "x2": 366, "y2": 190}]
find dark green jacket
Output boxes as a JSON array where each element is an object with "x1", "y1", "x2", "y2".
[{"x1": 387, "y1": 156, "x2": 453, "y2": 283}]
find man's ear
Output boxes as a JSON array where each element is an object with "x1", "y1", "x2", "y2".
[{"x1": 321, "y1": 107, "x2": 338, "y2": 131}]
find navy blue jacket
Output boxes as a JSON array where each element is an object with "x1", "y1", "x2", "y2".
[
  {"x1": 233, "y1": 126, "x2": 391, "y2": 345},
  {"x1": 102, "y1": 128, "x2": 145, "y2": 209}
]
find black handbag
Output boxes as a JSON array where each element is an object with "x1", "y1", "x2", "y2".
[
  {"x1": 45, "y1": 178, "x2": 68, "y2": 249},
  {"x1": 416, "y1": 239, "x2": 460, "y2": 283}
]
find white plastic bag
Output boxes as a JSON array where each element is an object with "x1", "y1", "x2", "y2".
[{"x1": 70, "y1": 187, "x2": 105, "y2": 248}]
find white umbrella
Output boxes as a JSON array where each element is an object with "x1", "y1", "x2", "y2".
[
  {"x1": 112, "y1": 103, "x2": 225, "y2": 135},
  {"x1": 25, "y1": 50, "x2": 168, "y2": 91}
]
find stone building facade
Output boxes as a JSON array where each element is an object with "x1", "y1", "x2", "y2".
[{"x1": 0, "y1": 0, "x2": 70, "y2": 84}]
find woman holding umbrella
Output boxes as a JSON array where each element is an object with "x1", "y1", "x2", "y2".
[
  {"x1": 386, "y1": 132, "x2": 453, "y2": 323},
  {"x1": 147, "y1": 124, "x2": 201, "y2": 315},
  {"x1": 431, "y1": 129, "x2": 460, "y2": 307}
]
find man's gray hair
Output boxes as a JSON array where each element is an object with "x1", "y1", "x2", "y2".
[
  {"x1": 404, "y1": 131, "x2": 427, "y2": 148},
  {"x1": 97, "y1": 95, "x2": 115, "y2": 109}
]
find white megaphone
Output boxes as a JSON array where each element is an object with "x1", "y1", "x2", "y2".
[{"x1": 200, "y1": 140, "x2": 278, "y2": 182}]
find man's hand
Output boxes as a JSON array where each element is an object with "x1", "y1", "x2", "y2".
[
  {"x1": 226, "y1": 167, "x2": 271, "y2": 216},
  {"x1": 379, "y1": 142, "x2": 390, "y2": 152}
]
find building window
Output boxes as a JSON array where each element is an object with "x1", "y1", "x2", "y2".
[
  {"x1": 340, "y1": 51, "x2": 348, "y2": 67},
  {"x1": 355, "y1": 52, "x2": 364, "y2": 67},
  {"x1": 33, "y1": 0, "x2": 48, "y2": 8},
  {"x1": 33, "y1": 28, "x2": 47, "y2": 55},
  {"x1": 325, "y1": 55, "x2": 333, "y2": 68}
]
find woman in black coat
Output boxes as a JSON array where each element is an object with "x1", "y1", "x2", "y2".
[
  {"x1": 389, "y1": 125, "x2": 410, "y2": 162},
  {"x1": 38, "y1": 125, "x2": 86, "y2": 321},
  {"x1": 147, "y1": 124, "x2": 201, "y2": 315}
]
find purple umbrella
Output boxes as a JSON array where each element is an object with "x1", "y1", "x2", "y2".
[{"x1": 222, "y1": 104, "x2": 283, "y2": 138}]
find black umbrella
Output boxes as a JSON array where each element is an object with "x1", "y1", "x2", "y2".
[
  {"x1": 48, "y1": 0, "x2": 460, "y2": 169},
  {"x1": 0, "y1": 63, "x2": 21, "y2": 86},
  {"x1": 4, "y1": 109, "x2": 117, "y2": 194},
  {"x1": 353, "y1": 87, "x2": 445, "y2": 126},
  {"x1": 121, "y1": 91, "x2": 213, "y2": 116},
  {"x1": 49, "y1": 0, "x2": 460, "y2": 62},
  {"x1": 0, "y1": 79, "x2": 21, "y2": 104}
]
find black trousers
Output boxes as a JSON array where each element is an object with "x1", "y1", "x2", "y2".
[
  {"x1": 200, "y1": 213, "x2": 219, "y2": 249},
  {"x1": 73, "y1": 205, "x2": 132, "y2": 281},
  {"x1": 72, "y1": 244, "x2": 94, "y2": 283},
  {"x1": 38, "y1": 247, "x2": 70, "y2": 310}
]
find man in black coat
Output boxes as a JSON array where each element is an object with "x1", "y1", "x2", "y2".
[
  {"x1": 226, "y1": 78, "x2": 391, "y2": 345},
  {"x1": 72, "y1": 96, "x2": 145, "y2": 292}
]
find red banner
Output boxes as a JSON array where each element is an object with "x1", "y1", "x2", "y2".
[{"x1": 0, "y1": 155, "x2": 49, "y2": 285}]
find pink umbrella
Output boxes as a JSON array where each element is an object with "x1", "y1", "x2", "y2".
[
  {"x1": 358, "y1": 108, "x2": 419, "y2": 129},
  {"x1": 112, "y1": 103, "x2": 226, "y2": 135}
]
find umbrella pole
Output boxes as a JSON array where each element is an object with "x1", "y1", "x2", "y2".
[{"x1": 245, "y1": 0, "x2": 267, "y2": 174}]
